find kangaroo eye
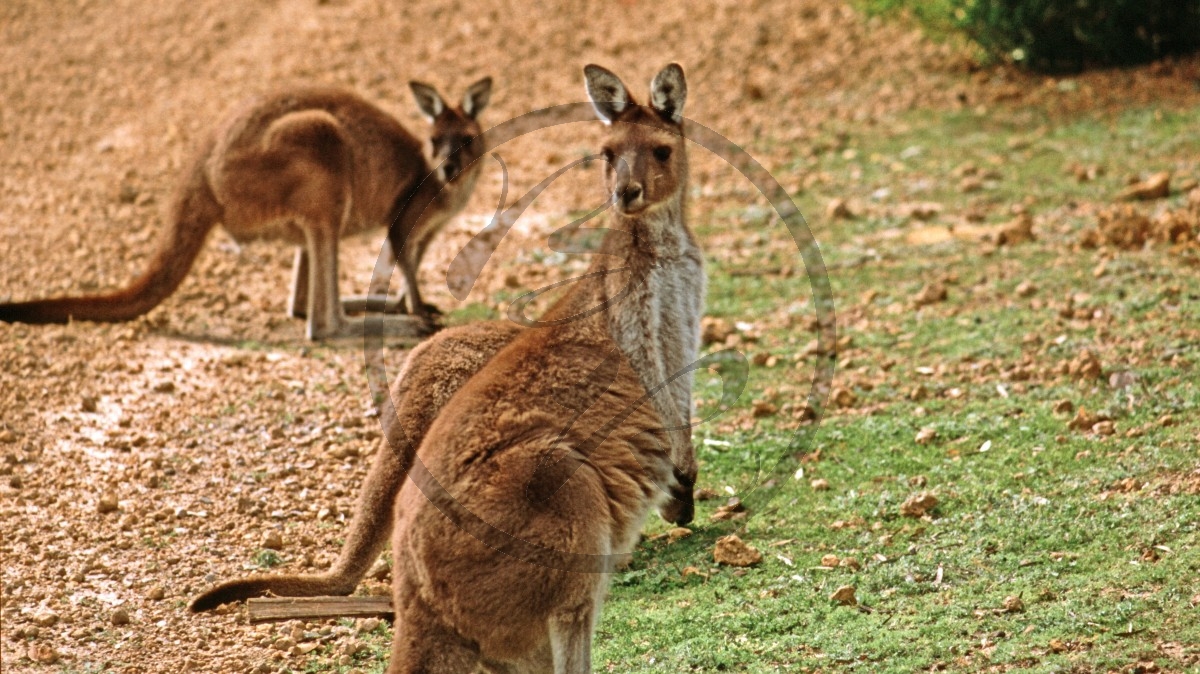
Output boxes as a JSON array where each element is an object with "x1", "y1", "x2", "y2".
[{"x1": 653, "y1": 146, "x2": 672, "y2": 162}]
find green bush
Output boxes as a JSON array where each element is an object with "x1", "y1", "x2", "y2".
[{"x1": 953, "y1": 0, "x2": 1200, "y2": 71}]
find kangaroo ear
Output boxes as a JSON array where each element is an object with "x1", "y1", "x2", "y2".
[
  {"x1": 584, "y1": 64, "x2": 629, "y2": 125},
  {"x1": 462, "y1": 76, "x2": 492, "y2": 118},
  {"x1": 409, "y1": 81, "x2": 446, "y2": 122},
  {"x1": 649, "y1": 63, "x2": 687, "y2": 125}
]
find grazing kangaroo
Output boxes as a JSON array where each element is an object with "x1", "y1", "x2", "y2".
[
  {"x1": 0, "y1": 78, "x2": 492, "y2": 339},
  {"x1": 193, "y1": 63, "x2": 704, "y2": 673}
]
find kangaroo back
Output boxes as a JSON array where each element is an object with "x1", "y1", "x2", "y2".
[{"x1": 0, "y1": 140, "x2": 223, "y2": 325}]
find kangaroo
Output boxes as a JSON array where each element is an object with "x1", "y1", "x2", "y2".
[
  {"x1": 0, "y1": 78, "x2": 492, "y2": 340},
  {"x1": 193, "y1": 63, "x2": 704, "y2": 673}
]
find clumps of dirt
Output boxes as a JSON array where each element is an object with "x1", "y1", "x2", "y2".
[
  {"x1": 899, "y1": 491, "x2": 938, "y2": 518},
  {"x1": 1080, "y1": 191, "x2": 1200, "y2": 252},
  {"x1": 713, "y1": 534, "x2": 762, "y2": 567}
]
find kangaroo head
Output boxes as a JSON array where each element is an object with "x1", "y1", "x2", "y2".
[
  {"x1": 410, "y1": 76, "x2": 492, "y2": 184},
  {"x1": 584, "y1": 63, "x2": 688, "y2": 216}
]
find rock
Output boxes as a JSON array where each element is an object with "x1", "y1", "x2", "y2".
[
  {"x1": 1002, "y1": 595, "x2": 1024, "y2": 612},
  {"x1": 826, "y1": 198, "x2": 853, "y2": 220},
  {"x1": 899, "y1": 491, "x2": 938, "y2": 518},
  {"x1": 368, "y1": 559, "x2": 390, "y2": 582},
  {"x1": 1067, "y1": 350, "x2": 1103, "y2": 381},
  {"x1": 829, "y1": 585, "x2": 857, "y2": 605},
  {"x1": 151, "y1": 380, "x2": 176, "y2": 393},
  {"x1": 33, "y1": 611, "x2": 59, "y2": 627},
  {"x1": 1015, "y1": 280, "x2": 1037, "y2": 298},
  {"x1": 820, "y1": 553, "x2": 839, "y2": 567},
  {"x1": 81, "y1": 395, "x2": 99, "y2": 413},
  {"x1": 111, "y1": 608, "x2": 131, "y2": 626},
  {"x1": 666, "y1": 527, "x2": 692, "y2": 542},
  {"x1": 1067, "y1": 408, "x2": 1109, "y2": 432},
  {"x1": 357, "y1": 618, "x2": 382, "y2": 635},
  {"x1": 145, "y1": 585, "x2": 166, "y2": 601},
  {"x1": 751, "y1": 400, "x2": 777, "y2": 418},
  {"x1": 700, "y1": 316, "x2": 735, "y2": 346},
  {"x1": 831, "y1": 387, "x2": 857, "y2": 408},
  {"x1": 261, "y1": 531, "x2": 284, "y2": 550},
  {"x1": 1117, "y1": 171, "x2": 1170, "y2": 201},
  {"x1": 27, "y1": 643, "x2": 59, "y2": 664},
  {"x1": 913, "y1": 281, "x2": 947, "y2": 307},
  {"x1": 914, "y1": 427, "x2": 937, "y2": 445},
  {"x1": 97, "y1": 493, "x2": 120, "y2": 514},
  {"x1": 995, "y1": 213, "x2": 1035, "y2": 246},
  {"x1": 810, "y1": 478, "x2": 830, "y2": 491},
  {"x1": 713, "y1": 535, "x2": 762, "y2": 567},
  {"x1": 839, "y1": 557, "x2": 861, "y2": 570}
]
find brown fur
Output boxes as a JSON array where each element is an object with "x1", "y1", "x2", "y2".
[
  {"x1": 0, "y1": 78, "x2": 492, "y2": 340},
  {"x1": 193, "y1": 64, "x2": 703, "y2": 674}
]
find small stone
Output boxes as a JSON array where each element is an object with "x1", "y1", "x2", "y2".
[
  {"x1": 33, "y1": 611, "x2": 59, "y2": 627},
  {"x1": 839, "y1": 557, "x2": 861, "y2": 571},
  {"x1": 810, "y1": 478, "x2": 830, "y2": 491},
  {"x1": 914, "y1": 281, "x2": 948, "y2": 307},
  {"x1": 900, "y1": 491, "x2": 938, "y2": 518},
  {"x1": 97, "y1": 493, "x2": 120, "y2": 514},
  {"x1": 27, "y1": 644, "x2": 59, "y2": 664},
  {"x1": 826, "y1": 198, "x2": 853, "y2": 220},
  {"x1": 820, "y1": 553, "x2": 840, "y2": 567},
  {"x1": 1117, "y1": 171, "x2": 1170, "y2": 201},
  {"x1": 145, "y1": 585, "x2": 166, "y2": 601},
  {"x1": 1091, "y1": 420, "x2": 1116, "y2": 436},
  {"x1": 81, "y1": 395, "x2": 99, "y2": 413},
  {"x1": 713, "y1": 534, "x2": 762, "y2": 567},
  {"x1": 700, "y1": 317, "x2": 735, "y2": 346},
  {"x1": 1015, "y1": 281, "x2": 1037, "y2": 298},
  {"x1": 751, "y1": 400, "x2": 778, "y2": 418},
  {"x1": 831, "y1": 387, "x2": 857, "y2": 408},
  {"x1": 1002, "y1": 595, "x2": 1024, "y2": 612},
  {"x1": 829, "y1": 585, "x2": 857, "y2": 605},
  {"x1": 151, "y1": 381, "x2": 175, "y2": 393},
  {"x1": 1052, "y1": 399, "x2": 1075, "y2": 415},
  {"x1": 0, "y1": 430, "x2": 16, "y2": 443},
  {"x1": 261, "y1": 531, "x2": 284, "y2": 550},
  {"x1": 357, "y1": 618, "x2": 382, "y2": 635},
  {"x1": 111, "y1": 608, "x2": 131, "y2": 626},
  {"x1": 666, "y1": 527, "x2": 693, "y2": 542},
  {"x1": 368, "y1": 559, "x2": 390, "y2": 582},
  {"x1": 914, "y1": 427, "x2": 937, "y2": 445}
]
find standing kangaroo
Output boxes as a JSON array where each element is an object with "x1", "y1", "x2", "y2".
[
  {"x1": 0, "y1": 78, "x2": 492, "y2": 340},
  {"x1": 193, "y1": 63, "x2": 704, "y2": 673}
]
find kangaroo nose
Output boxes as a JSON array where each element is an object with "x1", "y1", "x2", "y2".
[{"x1": 622, "y1": 184, "x2": 642, "y2": 207}]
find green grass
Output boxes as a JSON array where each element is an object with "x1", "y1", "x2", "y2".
[{"x1": 333, "y1": 102, "x2": 1200, "y2": 672}]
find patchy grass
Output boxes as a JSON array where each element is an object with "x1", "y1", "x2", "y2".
[{"x1": 327, "y1": 106, "x2": 1200, "y2": 673}]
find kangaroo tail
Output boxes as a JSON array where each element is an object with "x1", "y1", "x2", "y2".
[
  {"x1": 190, "y1": 443, "x2": 408, "y2": 613},
  {"x1": 190, "y1": 321, "x2": 524, "y2": 613},
  {"x1": 0, "y1": 140, "x2": 222, "y2": 325}
]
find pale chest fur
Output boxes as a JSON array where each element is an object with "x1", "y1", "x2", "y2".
[{"x1": 607, "y1": 210, "x2": 706, "y2": 434}]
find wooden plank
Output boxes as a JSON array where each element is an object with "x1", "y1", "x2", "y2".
[{"x1": 247, "y1": 596, "x2": 394, "y2": 624}]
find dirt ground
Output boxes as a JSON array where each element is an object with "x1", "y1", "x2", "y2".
[{"x1": 3, "y1": 1, "x2": 1200, "y2": 672}]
